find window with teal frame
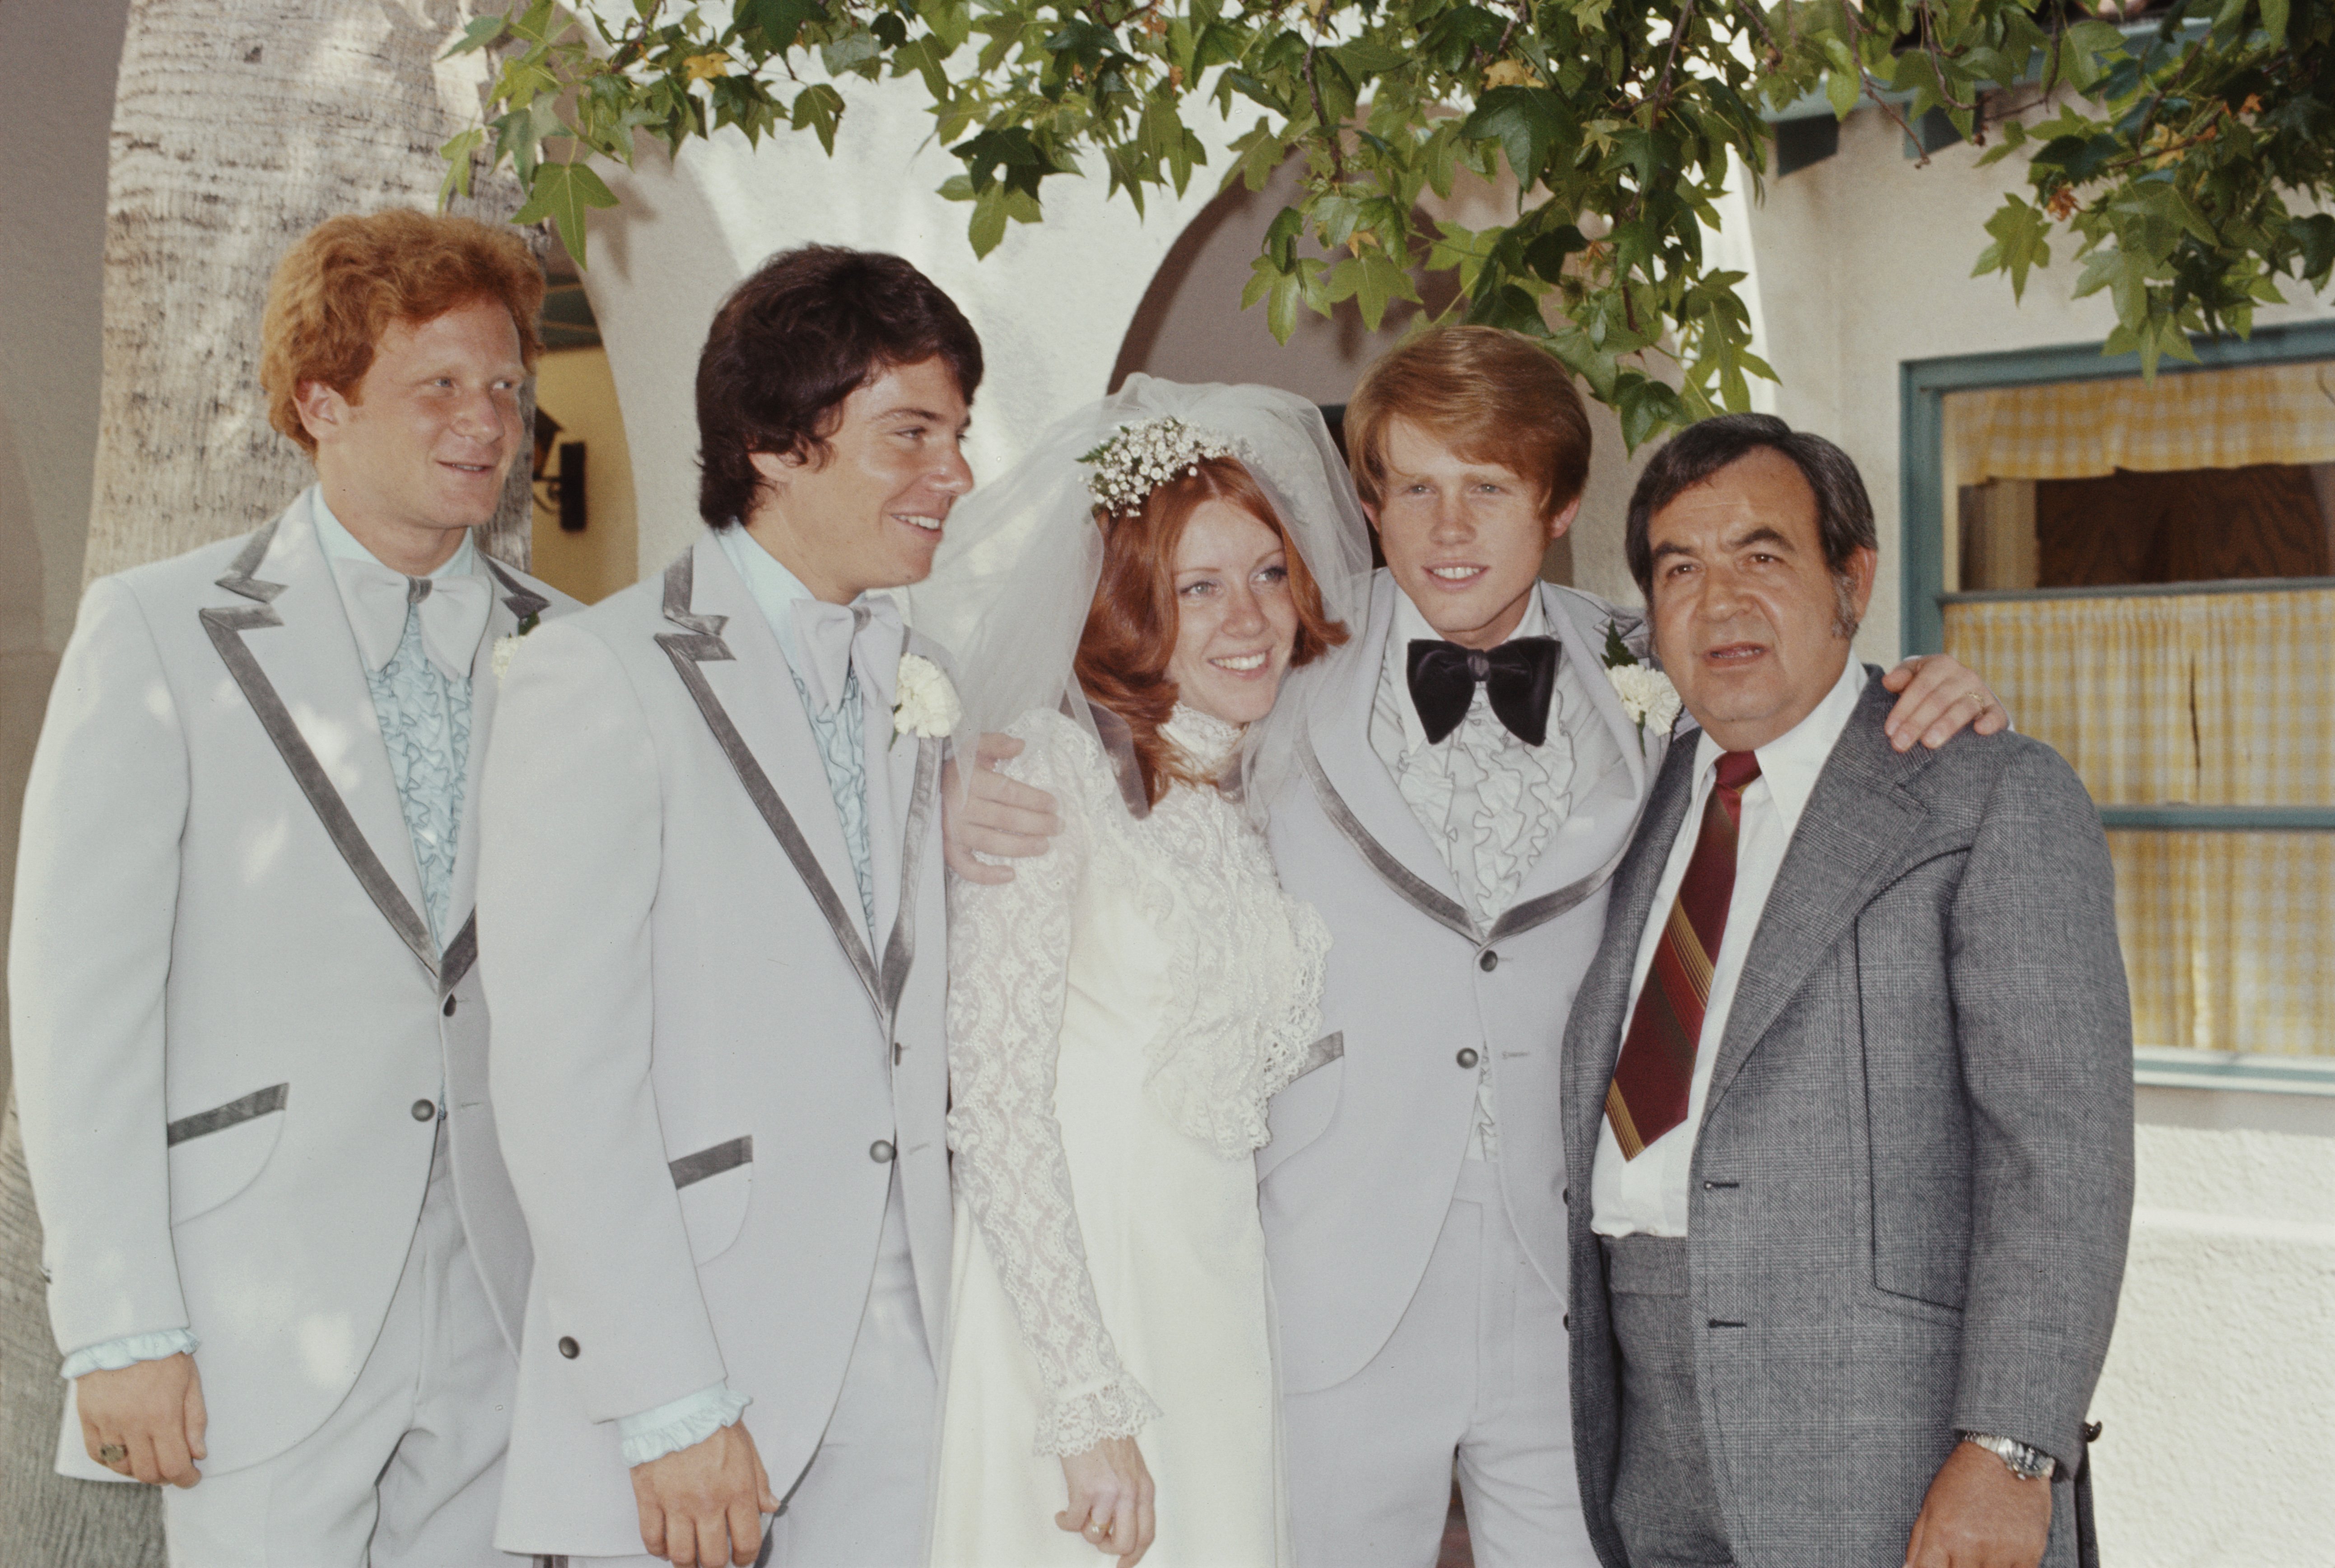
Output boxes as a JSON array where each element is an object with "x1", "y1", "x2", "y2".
[{"x1": 1899, "y1": 322, "x2": 2335, "y2": 1097}]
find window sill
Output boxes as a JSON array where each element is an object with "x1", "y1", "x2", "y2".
[{"x1": 2133, "y1": 1047, "x2": 2335, "y2": 1097}]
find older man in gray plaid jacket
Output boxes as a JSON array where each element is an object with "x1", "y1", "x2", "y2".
[{"x1": 1563, "y1": 414, "x2": 2134, "y2": 1568}]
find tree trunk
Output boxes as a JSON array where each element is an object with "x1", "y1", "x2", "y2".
[
  {"x1": 5, "y1": 5, "x2": 532, "y2": 1561},
  {"x1": 84, "y1": 0, "x2": 540, "y2": 586}
]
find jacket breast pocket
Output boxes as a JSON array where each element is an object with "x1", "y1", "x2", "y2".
[
  {"x1": 671, "y1": 1136, "x2": 753, "y2": 1265},
  {"x1": 167, "y1": 1084, "x2": 289, "y2": 1224},
  {"x1": 1259, "y1": 1036, "x2": 1344, "y2": 1180}
]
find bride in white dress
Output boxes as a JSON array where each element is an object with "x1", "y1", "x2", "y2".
[{"x1": 911, "y1": 380, "x2": 1371, "y2": 1567}]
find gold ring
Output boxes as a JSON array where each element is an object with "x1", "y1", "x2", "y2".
[{"x1": 98, "y1": 1443, "x2": 127, "y2": 1466}]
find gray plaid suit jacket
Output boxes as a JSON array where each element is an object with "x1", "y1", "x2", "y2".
[{"x1": 1562, "y1": 674, "x2": 2135, "y2": 1568}]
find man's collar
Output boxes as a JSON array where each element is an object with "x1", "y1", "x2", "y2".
[
  {"x1": 1384, "y1": 582, "x2": 1548, "y2": 753},
  {"x1": 309, "y1": 486, "x2": 478, "y2": 580},
  {"x1": 1689, "y1": 655, "x2": 1868, "y2": 826},
  {"x1": 715, "y1": 522, "x2": 886, "y2": 675}
]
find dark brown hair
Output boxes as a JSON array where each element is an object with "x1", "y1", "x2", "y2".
[
  {"x1": 261, "y1": 209, "x2": 545, "y2": 455},
  {"x1": 1624, "y1": 413, "x2": 1877, "y2": 600},
  {"x1": 1345, "y1": 326, "x2": 1593, "y2": 516},
  {"x1": 1075, "y1": 457, "x2": 1348, "y2": 805},
  {"x1": 695, "y1": 245, "x2": 983, "y2": 526}
]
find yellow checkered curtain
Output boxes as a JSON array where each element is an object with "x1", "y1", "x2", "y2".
[
  {"x1": 1945, "y1": 590, "x2": 2335, "y2": 1056},
  {"x1": 1946, "y1": 360, "x2": 2335, "y2": 485}
]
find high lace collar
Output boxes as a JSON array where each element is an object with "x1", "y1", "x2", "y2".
[{"x1": 1162, "y1": 703, "x2": 1245, "y2": 777}]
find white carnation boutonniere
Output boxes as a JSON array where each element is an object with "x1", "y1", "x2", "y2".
[
  {"x1": 491, "y1": 608, "x2": 542, "y2": 684},
  {"x1": 1602, "y1": 618, "x2": 1679, "y2": 752},
  {"x1": 892, "y1": 651, "x2": 961, "y2": 740}
]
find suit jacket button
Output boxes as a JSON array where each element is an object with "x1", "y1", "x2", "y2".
[
  {"x1": 410, "y1": 1099, "x2": 437, "y2": 1122},
  {"x1": 871, "y1": 1139, "x2": 896, "y2": 1163},
  {"x1": 1478, "y1": 949, "x2": 1499, "y2": 972},
  {"x1": 557, "y1": 1336, "x2": 579, "y2": 1359},
  {"x1": 442, "y1": 995, "x2": 457, "y2": 1017},
  {"x1": 1561, "y1": 1186, "x2": 1570, "y2": 1205},
  {"x1": 1563, "y1": 1312, "x2": 1570, "y2": 1330},
  {"x1": 1455, "y1": 1048, "x2": 1480, "y2": 1069}
]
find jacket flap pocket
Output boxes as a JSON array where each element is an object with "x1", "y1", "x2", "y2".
[
  {"x1": 167, "y1": 1084, "x2": 289, "y2": 1224},
  {"x1": 672, "y1": 1135, "x2": 752, "y2": 1266},
  {"x1": 1260, "y1": 1041, "x2": 1344, "y2": 1180}
]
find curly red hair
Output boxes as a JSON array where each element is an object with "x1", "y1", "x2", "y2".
[
  {"x1": 1075, "y1": 456, "x2": 1348, "y2": 806},
  {"x1": 260, "y1": 209, "x2": 545, "y2": 455}
]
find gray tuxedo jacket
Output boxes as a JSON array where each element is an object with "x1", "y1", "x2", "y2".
[
  {"x1": 1261, "y1": 573, "x2": 1673, "y2": 1392},
  {"x1": 1563, "y1": 675, "x2": 2135, "y2": 1568},
  {"x1": 478, "y1": 530, "x2": 951, "y2": 1554},
  {"x1": 9, "y1": 490, "x2": 573, "y2": 1476}
]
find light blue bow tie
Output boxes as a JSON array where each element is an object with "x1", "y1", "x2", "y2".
[
  {"x1": 330, "y1": 557, "x2": 492, "y2": 681},
  {"x1": 793, "y1": 596, "x2": 904, "y2": 718}
]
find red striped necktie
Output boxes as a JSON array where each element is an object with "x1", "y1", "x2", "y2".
[{"x1": 1605, "y1": 749, "x2": 1762, "y2": 1161}]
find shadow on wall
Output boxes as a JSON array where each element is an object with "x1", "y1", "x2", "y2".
[{"x1": 1106, "y1": 155, "x2": 1658, "y2": 607}]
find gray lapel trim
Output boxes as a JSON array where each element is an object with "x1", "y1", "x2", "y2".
[
  {"x1": 166, "y1": 1083, "x2": 289, "y2": 1146},
  {"x1": 483, "y1": 557, "x2": 550, "y2": 623},
  {"x1": 1300, "y1": 726, "x2": 1477, "y2": 943},
  {"x1": 1484, "y1": 832, "x2": 1636, "y2": 944},
  {"x1": 653, "y1": 554, "x2": 886, "y2": 1019},
  {"x1": 874, "y1": 735, "x2": 942, "y2": 1023},
  {"x1": 669, "y1": 1135, "x2": 753, "y2": 1189},
  {"x1": 438, "y1": 913, "x2": 478, "y2": 996},
  {"x1": 203, "y1": 521, "x2": 441, "y2": 984},
  {"x1": 1296, "y1": 1031, "x2": 1344, "y2": 1079}
]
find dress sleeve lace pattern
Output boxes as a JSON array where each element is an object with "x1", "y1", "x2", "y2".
[{"x1": 946, "y1": 708, "x2": 1163, "y2": 1458}]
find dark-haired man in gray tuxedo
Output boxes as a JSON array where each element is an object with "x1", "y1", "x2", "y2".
[{"x1": 1563, "y1": 414, "x2": 2134, "y2": 1568}]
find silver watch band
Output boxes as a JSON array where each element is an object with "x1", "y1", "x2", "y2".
[{"x1": 1961, "y1": 1431, "x2": 2057, "y2": 1481}]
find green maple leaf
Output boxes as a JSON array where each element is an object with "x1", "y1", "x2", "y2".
[{"x1": 513, "y1": 162, "x2": 621, "y2": 266}]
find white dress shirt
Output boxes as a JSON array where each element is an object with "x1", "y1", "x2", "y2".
[{"x1": 1590, "y1": 658, "x2": 1868, "y2": 1238}]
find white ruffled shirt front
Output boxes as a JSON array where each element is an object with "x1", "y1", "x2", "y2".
[{"x1": 1367, "y1": 589, "x2": 1598, "y2": 1160}]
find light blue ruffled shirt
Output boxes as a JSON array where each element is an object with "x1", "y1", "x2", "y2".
[
  {"x1": 60, "y1": 494, "x2": 482, "y2": 1384},
  {"x1": 610, "y1": 527, "x2": 892, "y2": 1466},
  {"x1": 312, "y1": 494, "x2": 478, "y2": 947},
  {"x1": 715, "y1": 524, "x2": 878, "y2": 939}
]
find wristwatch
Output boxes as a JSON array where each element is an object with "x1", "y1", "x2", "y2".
[{"x1": 1960, "y1": 1431, "x2": 2057, "y2": 1482}]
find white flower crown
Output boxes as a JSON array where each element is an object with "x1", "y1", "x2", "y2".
[{"x1": 1079, "y1": 417, "x2": 1256, "y2": 514}]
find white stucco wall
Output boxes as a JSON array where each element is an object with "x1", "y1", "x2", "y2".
[{"x1": 2097, "y1": 1092, "x2": 2335, "y2": 1564}]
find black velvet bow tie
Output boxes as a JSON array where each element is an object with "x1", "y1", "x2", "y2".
[{"x1": 1406, "y1": 637, "x2": 1559, "y2": 747}]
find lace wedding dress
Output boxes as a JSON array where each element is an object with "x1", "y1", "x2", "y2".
[{"x1": 929, "y1": 703, "x2": 1328, "y2": 1568}]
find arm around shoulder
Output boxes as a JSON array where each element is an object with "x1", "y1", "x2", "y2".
[{"x1": 1945, "y1": 739, "x2": 2135, "y2": 1470}]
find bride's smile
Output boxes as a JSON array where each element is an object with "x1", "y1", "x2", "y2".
[{"x1": 1167, "y1": 499, "x2": 1299, "y2": 728}]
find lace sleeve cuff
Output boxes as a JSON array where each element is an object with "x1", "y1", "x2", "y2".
[
  {"x1": 1033, "y1": 1375, "x2": 1162, "y2": 1458},
  {"x1": 60, "y1": 1328, "x2": 199, "y2": 1381}
]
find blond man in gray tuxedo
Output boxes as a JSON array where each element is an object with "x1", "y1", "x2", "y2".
[
  {"x1": 10, "y1": 209, "x2": 575, "y2": 1565},
  {"x1": 479, "y1": 246, "x2": 976, "y2": 1568}
]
